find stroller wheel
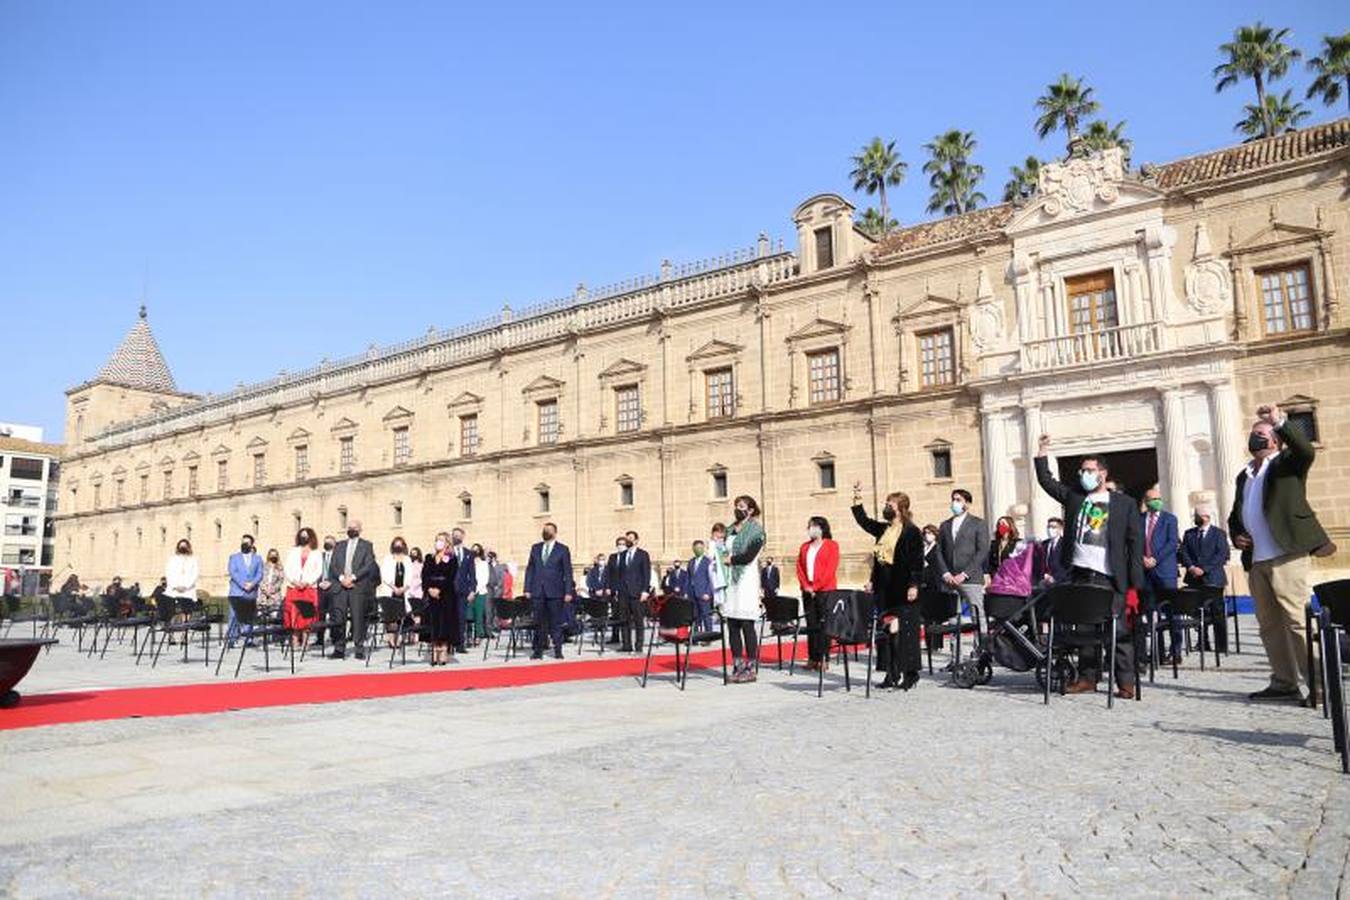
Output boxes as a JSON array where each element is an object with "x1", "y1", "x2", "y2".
[
  {"x1": 1036, "y1": 659, "x2": 1078, "y2": 694},
  {"x1": 951, "y1": 659, "x2": 983, "y2": 689}
]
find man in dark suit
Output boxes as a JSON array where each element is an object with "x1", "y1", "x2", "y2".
[
  {"x1": 523, "y1": 521, "x2": 574, "y2": 659},
  {"x1": 1179, "y1": 503, "x2": 1230, "y2": 654},
  {"x1": 662, "y1": 560, "x2": 689, "y2": 597},
  {"x1": 326, "y1": 518, "x2": 379, "y2": 659},
  {"x1": 1035, "y1": 436, "x2": 1143, "y2": 699},
  {"x1": 935, "y1": 488, "x2": 990, "y2": 635},
  {"x1": 759, "y1": 558, "x2": 780, "y2": 599},
  {"x1": 1139, "y1": 484, "x2": 1180, "y2": 664},
  {"x1": 687, "y1": 540, "x2": 715, "y2": 633},
  {"x1": 316, "y1": 535, "x2": 337, "y2": 650},
  {"x1": 606, "y1": 530, "x2": 651, "y2": 652},
  {"x1": 450, "y1": 528, "x2": 476, "y2": 653},
  {"x1": 1229, "y1": 403, "x2": 1333, "y2": 702},
  {"x1": 1035, "y1": 517, "x2": 1071, "y2": 585},
  {"x1": 585, "y1": 553, "x2": 608, "y2": 600}
]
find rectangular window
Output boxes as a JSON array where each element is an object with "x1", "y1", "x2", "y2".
[
  {"x1": 537, "y1": 489, "x2": 551, "y2": 514},
  {"x1": 816, "y1": 460, "x2": 836, "y2": 491},
  {"x1": 187, "y1": 466, "x2": 198, "y2": 497},
  {"x1": 1065, "y1": 270, "x2": 1119, "y2": 334},
  {"x1": 814, "y1": 226, "x2": 834, "y2": 270},
  {"x1": 4, "y1": 515, "x2": 37, "y2": 536},
  {"x1": 918, "y1": 328, "x2": 956, "y2": 388},
  {"x1": 619, "y1": 480, "x2": 634, "y2": 507},
  {"x1": 537, "y1": 399, "x2": 560, "y2": 445},
  {"x1": 162, "y1": 470, "x2": 173, "y2": 500},
  {"x1": 115, "y1": 479, "x2": 125, "y2": 506},
  {"x1": 339, "y1": 437, "x2": 355, "y2": 475},
  {"x1": 807, "y1": 349, "x2": 841, "y2": 405},
  {"x1": 216, "y1": 459, "x2": 229, "y2": 492},
  {"x1": 93, "y1": 483, "x2": 102, "y2": 510},
  {"x1": 392, "y1": 426, "x2": 411, "y2": 466},
  {"x1": 460, "y1": 415, "x2": 479, "y2": 456},
  {"x1": 8, "y1": 457, "x2": 43, "y2": 480},
  {"x1": 1286, "y1": 409, "x2": 1319, "y2": 444},
  {"x1": 615, "y1": 384, "x2": 641, "y2": 433},
  {"x1": 711, "y1": 471, "x2": 728, "y2": 499},
  {"x1": 252, "y1": 453, "x2": 266, "y2": 487},
  {"x1": 294, "y1": 445, "x2": 309, "y2": 481},
  {"x1": 139, "y1": 474, "x2": 149, "y2": 503},
  {"x1": 392, "y1": 502, "x2": 403, "y2": 527},
  {"x1": 1258, "y1": 264, "x2": 1314, "y2": 335},
  {"x1": 461, "y1": 495, "x2": 473, "y2": 521},
  {"x1": 705, "y1": 368, "x2": 735, "y2": 419},
  {"x1": 7, "y1": 488, "x2": 38, "y2": 508},
  {"x1": 931, "y1": 448, "x2": 953, "y2": 479}
]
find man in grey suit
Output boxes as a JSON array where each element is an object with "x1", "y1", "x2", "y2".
[
  {"x1": 326, "y1": 518, "x2": 379, "y2": 659},
  {"x1": 935, "y1": 488, "x2": 991, "y2": 636}
]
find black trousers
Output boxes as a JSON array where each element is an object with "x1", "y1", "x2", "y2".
[
  {"x1": 532, "y1": 596, "x2": 564, "y2": 654},
  {"x1": 1070, "y1": 568, "x2": 1134, "y2": 686},
  {"x1": 878, "y1": 602, "x2": 921, "y2": 679},
  {"x1": 802, "y1": 591, "x2": 828, "y2": 663},
  {"x1": 727, "y1": 617, "x2": 757, "y2": 661},
  {"x1": 620, "y1": 593, "x2": 645, "y2": 650},
  {"x1": 329, "y1": 587, "x2": 371, "y2": 651}
]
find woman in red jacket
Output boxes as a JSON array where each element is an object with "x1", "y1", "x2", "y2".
[{"x1": 796, "y1": 515, "x2": 840, "y2": 672}]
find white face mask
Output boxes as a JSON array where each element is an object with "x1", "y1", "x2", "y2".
[
  {"x1": 807, "y1": 526, "x2": 822, "y2": 540},
  {"x1": 434, "y1": 540, "x2": 447, "y2": 552},
  {"x1": 1046, "y1": 527, "x2": 1061, "y2": 539}
]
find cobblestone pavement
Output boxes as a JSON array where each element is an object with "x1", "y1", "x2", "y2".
[{"x1": 2, "y1": 626, "x2": 1348, "y2": 898}]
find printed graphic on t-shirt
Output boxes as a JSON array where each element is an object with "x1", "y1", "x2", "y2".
[{"x1": 1078, "y1": 498, "x2": 1109, "y2": 547}]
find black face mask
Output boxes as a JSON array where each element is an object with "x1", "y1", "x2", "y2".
[
  {"x1": 324, "y1": 542, "x2": 335, "y2": 552},
  {"x1": 541, "y1": 532, "x2": 555, "y2": 542},
  {"x1": 1193, "y1": 515, "x2": 1204, "y2": 527},
  {"x1": 1248, "y1": 432, "x2": 1269, "y2": 454},
  {"x1": 177, "y1": 546, "x2": 190, "y2": 555},
  {"x1": 240, "y1": 543, "x2": 253, "y2": 554},
  {"x1": 347, "y1": 528, "x2": 360, "y2": 539},
  {"x1": 733, "y1": 508, "x2": 747, "y2": 522},
  {"x1": 882, "y1": 506, "x2": 897, "y2": 521},
  {"x1": 392, "y1": 545, "x2": 406, "y2": 555}
]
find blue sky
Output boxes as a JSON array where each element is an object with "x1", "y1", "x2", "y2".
[{"x1": 1, "y1": 0, "x2": 1345, "y2": 441}]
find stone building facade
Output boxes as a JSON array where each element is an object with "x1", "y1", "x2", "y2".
[{"x1": 54, "y1": 120, "x2": 1350, "y2": 595}]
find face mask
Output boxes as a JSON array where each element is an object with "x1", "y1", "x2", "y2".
[
  {"x1": 1146, "y1": 498, "x2": 1163, "y2": 512},
  {"x1": 1193, "y1": 514, "x2": 1203, "y2": 527},
  {"x1": 1046, "y1": 527, "x2": 1061, "y2": 539},
  {"x1": 882, "y1": 506, "x2": 897, "y2": 521},
  {"x1": 177, "y1": 546, "x2": 189, "y2": 555},
  {"x1": 347, "y1": 528, "x2": 359, "y2": 539},
  {"x1": 950, "y1": 501, "x2": 965, "y2": 517},
  {"x1": 434, "y1": 540, "x2": 447, "y2": 551},
  {"x1": 694, "y1": 547, "x2": 705, "y2": 557},
  {"x1": 807, "y1": 526, "x2": 822, "y2": 540},
  {"x1": 1248, "y1": 432, "x2": 1269, "y2": 454},
  {"x1": 923, "y1": 534, "x2": 936, "y2": 546},
  {"x1": 451, "y1": 535, "x2": 463, "y2": 546},
  {"x1": 268, "y1": 556, "x2": 279, "y2": 564},
  {"x1": 393, "y1": 545, "x2": 406, "y2": 555},
  {"x1": 542, "y1": 531, "x2": 554, "y2": 542},
  {"x1": 733, "y1": 508, "x2": 747, "y2": 522},
  {"x1": 324, "y1": 542, "x2": 335, "y2": 551},
  {"x1": 240, "y1": 542, "x2": 253, "y2": 553},
  {"x1": 996, "y1": 523, "x2": 1011, "y2": 537},
  {"x1": 1079, "y1": 471, "x2": 1100, "y2": 492}
]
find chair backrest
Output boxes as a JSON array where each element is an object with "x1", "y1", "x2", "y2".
[
  {"x1": 1171, "y1": 586, "x2": 1223, "y2": 615},
  {"x1": 292, "y1": 599, "x2": 318, "y2": 619},
  {"x1": 409, "y1": 597, "x2": 428, "y2": 616},
  {"x1": 581, "y1": 597, "x2": 609, "y2": 618},
  {"x1": 100, "y1": 595, "x2": 121, "y2": 618},
  {"x1": 762, "y1": 594, "x2": 799, "y2": 624},
  {"x1": 378, "y1": 598, "x2": 406, "y2": 622},
  {"x1": 4, "y1": 595, "x2": 20, "y2": 616},
  {"x1": 1045, "y1": 583, "x2": 1115, "y2": 625},
  {"x1": 50, "y1": 593, "x2": 71, "y2": 618},
  {"x1": 983, "y1": 592, "x2": 1031, "y2": 621},
  {"x1": 228, "y1": 596, "x2": 259, "y2": 626},
  {"x1": 659, "y1": 596, "x2": 694, "y2": 629},
  {"x1": 917, "y1": 588, "x2": 959, "y2": 623},
  {"x1": 819, "y1": 590, "x2": 874, "y2": 643},
  {"x1": 496, "y1": 598, "x2": 526, "y2": 620},
  {"x1": 1314, "y1": 579, "x2": 1350, "y2": 628}
]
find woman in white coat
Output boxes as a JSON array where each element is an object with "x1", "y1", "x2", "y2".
[
  {"x1": 378, "y1": 537, "x2": 419, "y2": 648},
  {"x1": 721, "y1": 495, "x2": 766, "y2": 683},
  {"x1": 164, "y1": 538, "x2": 200, "y2": 639},
  {"x1": 283, "y1": 527, "x2": 325, "y2": 652}
]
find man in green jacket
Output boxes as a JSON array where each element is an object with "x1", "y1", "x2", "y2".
[{"x1": 1228, "y1": 403, "x2": 1333, "y2": 703}]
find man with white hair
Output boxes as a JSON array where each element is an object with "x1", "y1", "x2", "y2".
[
  {"x1": 325, "y1": 517, "x2": 379, "y2": 659},
  {"x1": 1178, "y1": 502, "x2": 1231, "y2": 657}
]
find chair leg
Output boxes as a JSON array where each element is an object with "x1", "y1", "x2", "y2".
[
  {"x1": 1147, "y1": 609, "x2": 1157, "y2": 684},
  {"x1": 818, "y1": 640, "x2": 825, "y2": 698},
  {"x1": 1107, "y1": 618, "x2": 1116, "y2": 710},
  {"x1": 865, "y1": 618, "x2": 876, "y2": 700},
  {"x1": 235, "y1": 640, "x2": 248, "y2": 678},
  {"x1": 640, "y1": 633, "x2": 655, "y2": 688},
  {"x1": 843, "y1": 642, "x2": 851, "y2": 693},
  {"x1": 1306, "y1": 606, "x2": 1319, "y2": 710},
  {"x1": 214, "y1": 635, "x2": 228, "y2": 676},
  {"x1": 1044, "y1": 620, "x2": 1054, "y2": 706},
  {"x1": 720, "y1": 622, "x2": 728, "y2": 686}
]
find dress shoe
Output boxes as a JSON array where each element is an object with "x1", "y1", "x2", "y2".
[
  {"x1": 620, "y1": 645, "x2": 633, "y2": 653},
  {"x1": 553, "y1": 650, "x2": 564, "y2": 659},
  {"x1": 899, "y1": 672, "x2": 920, "y2": 692},
  {"x1": 1116, "y1": 683, "x2": 1135, "y2": 700},
  {"x1": 354, "y1": 650, "x2": 366, "y2": 660},
  {"x1": 530, "y1": 652, "x2": 543, "y2": 660},
  {"x1": 1065, "y1": 678, "x2": 1096, "y2": 695},
  {"x1": 328, "y1": 650, "x2": 345, "y2": 659},
  {"x1": 1247, "y1": 685, "x2": 1303, "y2": 703},
  {"x1": 875, "y1": 678, "x2": 896, "y2": 690}
]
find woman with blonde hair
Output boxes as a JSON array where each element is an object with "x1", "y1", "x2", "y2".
[
  {"x1": 420, "y1": 531, "x2": 459, "y2": 665},
  {"x1": 851, "y1": 485, "x2": 924, "y2": 691}
]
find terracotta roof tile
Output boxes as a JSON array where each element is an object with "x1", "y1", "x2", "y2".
[
  {"x1": 872, "y1": 204, "x2": 1015, "y2": 257},
  {"x1": 1150, "y1": 117, "x2": 1349, "y2": 190},
  {"x1": 93, "y1": 305, "x2": 179, "y2": 393},
  {"x1": 0, "y1": 435, "x2": 62, "y2": 458}
]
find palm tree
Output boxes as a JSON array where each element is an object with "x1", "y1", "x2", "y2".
[
  {"x1": 1002, "y1": 156, "x2": 1042, "y2": 202},
  {"x1": 1306, "y1": 31, "x2": 1350, "y2": 112},
  {"x1": 922, "y1": 129, "x2": 985, "y2": 216},
  {"x1": 1034, "y1": 74, "x2": 1100, "y2": 154},
  {"x1": 849, "y1": 138, "x2": 906, "y2": 234},
  {"x1": 856, "y1": 207, "x2": 898, "y2": 239},
  {"x1": 1236, "y1": 89, "x2": 1311, "y2": 139},
  {"x1": 1214, "y1": 23, "x2": 1301, "y2": 138},
  {"x1": 1081, "y1": 119, "x2": 1133, "y2": 158}
]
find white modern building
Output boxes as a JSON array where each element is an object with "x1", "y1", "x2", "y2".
[{"x1": 0, "y1": 423, "x2": 62, "y2": 595}]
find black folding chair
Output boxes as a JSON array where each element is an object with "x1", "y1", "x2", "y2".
[
  {"x1": 1309, "y1": 580, "x2": 1350, "y2": 718},
  {"x1": 1043, "y1": 583, "x2": 1138, "y2": 709},
  {"x1": 575, "y1": 597, "x2": 621, "y2": 657},
  {"x1": 150, "y1": 598, "x2": 214, "y2": 668},
  {"x1": 216, "y1": 598, "x2": 290, "y2": 677},
  {"x1": 1318, "y1": 606, "x2": 1349, "y2": 774},
  {"x1": 918, "y1": 588, "x2": 962, "y2": 675},
  {"x1": 3, "y1": 595, "x2": 49, "y2": 639},
  {"x1": 287, "y1": 599, "x2": 330, "y2": 662},
  {"x1": 484, "y1": 598, "x2": 532, "y2": 661},
  {"x1": 372, "y1": 598, "x2": 417, "y2": 669},
  {"x1": 760, "y1": 595, "x2": 804, "y2": 673},
  {"x1": 814, "y1": 590, "x2": 876, "y2": 698},
  {"x1": 640, "y1": 596, "x2": 727, "y2": 689},
  {"x1": 1163, "y1": 586, "x2": 1225, "y2": 678}
]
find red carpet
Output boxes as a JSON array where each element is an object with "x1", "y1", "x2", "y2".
[{"x1": 0, "y1": 644, "x2": 810, "y2": 731}]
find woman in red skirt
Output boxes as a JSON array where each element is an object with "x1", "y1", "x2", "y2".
[{"x1": 283, "y1": 527, "x2": 324, "y2": 652}]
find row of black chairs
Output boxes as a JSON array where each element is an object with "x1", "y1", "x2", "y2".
[{"x1": 1306, "y1": 579, "x2": 1350, "y2": 774}]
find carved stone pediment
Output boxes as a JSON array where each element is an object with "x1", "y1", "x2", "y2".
[
  {"x1": 382, "y1": 405, "x2": 414, "y2": 423},
  {"x1": 521, "y1": 375, "x2": 565, "y2": 396},
  {"x1": 597, "y1": 358, "x2": 647, "y2": 381},
  {"x1": 686, "y1": 339, "x2": 744, "y2": 363},
  {"x1": 1007, "y1": 147, "x2": 1164, "y2": 231},
  {"x1": 447, "y1": 391, "x2": 484, "y2": 412},
  {"x1": 786, "y1": 317, "x2": 850, "y2": 344}
]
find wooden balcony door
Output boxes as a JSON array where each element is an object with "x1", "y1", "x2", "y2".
[{"x1": 1065, "y1": 270, "x2": 1119, "y2": 359}]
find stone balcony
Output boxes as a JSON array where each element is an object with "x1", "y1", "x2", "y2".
[{"x1": 1020, "y1": 320, "x2": 1163, "y2": 373}]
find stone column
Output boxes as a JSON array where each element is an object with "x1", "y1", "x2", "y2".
[
  {"x1": 1318, "y1": 236, "x2": 1341, "y2": 328},
  {"x1": 573, "y1": 351, "x2": 585, "y2": 439},
  {"x1": 981, "y1": 408, "x2": 1011, "y2": 520},
  {"x1": 659, "y1": 327, "x2": 672, "y2": 427},
  {"x1": 864, "y1": 281, "x2": 883, "y2": 395},
  {"x1": 1207, "y1": 378, "x2": 1244, "y2": 520},
  {"x1": 1022, "y1": 402, "x2": 1052, "y2": 537},
  {"x1": 1158, "y1": 387, "x2": 1190, "y2": 508}
]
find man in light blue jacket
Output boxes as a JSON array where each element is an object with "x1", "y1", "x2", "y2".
[{"x1": 226, "y1": 534, "x2": 263, "y2": 647}]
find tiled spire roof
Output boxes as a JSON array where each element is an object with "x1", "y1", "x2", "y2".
[{"x1": 94, "y1": 305, "x2": 179, "y2": 393}]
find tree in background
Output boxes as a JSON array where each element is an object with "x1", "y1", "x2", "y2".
[
  {"x1": 849, "y1": 138, "x2": 906, "y2": 235},
  {"x1": 1306, "y1": 31, "x2": 1350, "y2": 112},
  {"x1": 1214, "y1": 22, "x2": 1301, "y2": 139},
  {"x1": 922, "y1": 129, "x2": 986, "y2": 216}
]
